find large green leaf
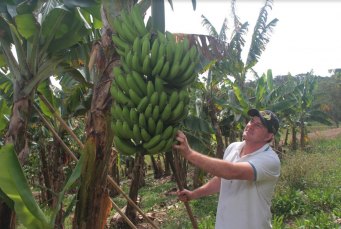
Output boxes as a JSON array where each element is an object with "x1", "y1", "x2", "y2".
[
  {"x1": 0, "y1": 144, "x2": 52, "y2": 229},
  {"x1": 233, "y1": 83, "x2": 250, "y2": 109},
  {"x1": 255, "y1": 74, "x2": 266, "y2": 108},
  {"x1": 181, "y1": 115, "x2": 216, "y2": 134},
  {"x1": 266, "y1": 69, "x2": 273, "y2": 91},
  {"x1": 185, "y1": 132, "x2": 211, "y2": 155},
  {"x1": 0, "y1": 98, "x2": 11, "y2": 130},
  {"x1": 42, "y1": 7, "x2": 92, "y2": 53},
  {"x1": 266, "y1": 99, "x2": 297, "y2": 113},
  {"x1": 214, "y1": 99, "x2": 243, "y2": 112},
  {"x1": 15, "y1": 13, "x2": 38, "y2": 42}
]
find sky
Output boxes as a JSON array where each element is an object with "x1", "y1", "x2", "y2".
[{"x1": 152, "y1": 0, "x2": 341, "y2": 81}]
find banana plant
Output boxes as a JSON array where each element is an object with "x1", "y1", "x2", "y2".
[
  {"x1": 0, "y1": 143, "x2": 83, "y2": 229},
  {"x1": 0, "y1": 0, "x2": 101, "y2": 226},
  {"x1": 222, "y1": 0, "x2": 278, "y2": 90}
]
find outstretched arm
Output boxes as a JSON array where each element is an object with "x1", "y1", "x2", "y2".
[
  {"x1": 173, "y1": 131, "x2": 255, "y2": 181},
  {"x1": 178, "y1": 176, "x2": 221, "y2": 202}
]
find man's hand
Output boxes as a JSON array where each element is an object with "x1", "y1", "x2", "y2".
[
  {"x1": 177, "y1": 189, "x2": 195, "y2": 202},
  {"x1": 172, "y1": 130, "x2": 192, "y2": 158}
]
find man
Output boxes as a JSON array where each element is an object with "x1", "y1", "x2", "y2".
[{"x1": 173, "y1": 109, "x2": 281, "y2": 229}]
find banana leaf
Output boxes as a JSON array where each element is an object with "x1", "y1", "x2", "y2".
[
  {"x1": 181, "y1": 115, "x2": 216, "y2": 134},
  {"x1": 0, "y1": 143, "x2": 53, "y2": 229}
]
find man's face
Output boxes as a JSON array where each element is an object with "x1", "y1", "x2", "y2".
[{"x1": 243, "y1": 116, "x2": 273, "y2": 143}]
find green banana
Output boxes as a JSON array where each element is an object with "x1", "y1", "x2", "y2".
[
  {"x1": 150, "y1": 38, "x2": 159, "y2": 68},
  {"x1": 194, "y1": 54, "x2": 200, "y2": 65},
  {"x1": 113, "y1": 18, "x2": 128, "y2": 41},
  {"x1": 148, "y1": 116, "x2": 156, "y2": 135},
  {"x1": 133, "y1": 124, "x2": 143, "y2": 142},
  {"x1": 132, "y1": 71, "x2": 147, "y2": 96},
  {"x1": 165, "y1": 31, "x2": 176, "y2": 51},
  {"x1": 175, "y1": 72, "x2": 197, "y2": 87},
  {"x1": 116, "y1": 74, "x2": 130, "y2": 95},
  {"x1": 161, "y1": 103, "x2": 172, "y2": 121},
  {"x1": 147, "y1": 140, "x2": 166, "y2": 155},
  {"x1": 118, "y1": 90, "x2": 135, "y2": 107},
  {"x1": 157, "y1": 31, "x2": 167, "y2": 43},
  {"x1": 120, "y1": 56, "x2": 131, "y2": 74},
  {"x1": 166, "y1": 62, "x2": 180, "y2": 80},
  {"x1": 152, "y1": 55, "x2": 165, "y2": 77},
  {"x1": 123, "y1": 121, "x2": 134, "y2": 139},
  {"x1": 116, "y1": 119, "x2": 128, "y2": 139},
  {"x1": 110, "y1": 106, "x2": 118, "y2": 120},
  {"x1": 183, "y1": 90, "x2": 190, "y2": 105},
  {"x1": 158, "y1": 91, "x2": 167, "y2": 110},
  {"x1": 142, "y1": 55, "x2": 151, "y2": 76},
  {"x1": 144, "y1": 103, "x2": 153, "y2": 118},
  {"x1": 130, "y1": 108, "x2": 139, "y2": 125},
  {"x1": 114, "y1": 136, "x2": 138, "y2": 155},
  {"x1": 140, "y1": 37, "x2": 150, "y2": 65},
  {"x1": 137, "y1": 96, "x2": 149, "y2": 113},
  {"x1": 159, "y1": 61, "x2": 170, "y2": 79},
  {"x1": 173, "y1": 42, "x2": 184, "y2": 64},
  {"x1": 165, "y1": 42, "x2": 174, "y2": 65},
  {"x1": 141, "y1": 127, "x2": 151, "y2": 142},
  {"x1": 168, "y1": 105, "x2": 188, "y2": 123},
  {"x1": 114, "y1": 66, "x2": 124, "y2": 77},
  {"x1": 131, "y1": 5, "x2": 148, "y2": 37},
  {"x1": 129, "y1": 89, "x2": 142, "y2": 107},
  {"x1": 110, "y1": 85, "x2": 119, "y2": 102},
  {"x1": 121, "y1": 10, "x2": 138, "y2": 37},
  {"x1": 178, "y1": 52, "x2": 190, "y2": 75},
  {"x1": 155, "y1": 119, "x2": 163, "y2": 135},
  {"x1": 178, "y1": 90, "x2": 186, "y2": 102},
  {"x1": 116, "y1": 48, "x2": 126, "y2": 57},
  {"x1": 150, "y1": 92, "x2": 159, "y2": 107},
  {"x1": 167, "y1": 101, "x2": 184, "y2": 122},
  {"x1": 143, "y1": 134, "x2": 161, "y2": 149},
  {"x1": 132, "y1": 52, "x2": 143, "y2": 75},
  {"x1": 121, "y1": 10, "x2": 133, "y2": 26},
  {"x1": 160, "y1": 138, "x2": 174, "y2": 153},
  {"x1": 158, "y1": 42, "x2": 166, "y2": 59},
  {"x1": 180, "y1": 61, "x2": 196, "y2": 81},
  {"x1": 182, "y1": 36, "x2": 189, "y2": 53},
  {"x1": 123, "y1": 105, "x2": 133, "y2": 128},
  {"x1": 139, "y1": 113, "x2": 147, "y2": 129},
  {"x1": 147, "y1": 81, "x2": 154, "y2": 98},
  {"x1": 189, "y1": 45, "x2": 197, "y2": 61},
  {"x1": 154, "y1": 76, "x2": 164, "y2": 94},
  {"x1": 169, "y1": 90, "x2": 179, "y2": 109},
  {"x1": 115, "y1": 103, "x2": 124, "y2": 121},
  {"x1": 172, "y1": 126, "x2": 179, "y2": 138},
  {"x1": 126, "y1": 73, "x2": 144, "y2": 97},
  {"x1": 111, "y1": 122, "x2": 123, "y2": 138},
  {"x1": 124, "y1": 45, "x2": 130, "y2": 58},
  {"x1": 133, "y1": 36, "x2": 142, "y2": 55},
  {"x1": 152, "y1": 106, "x2": 160, "y2": 121},
  {"x1": 112, "y1": 35, "x2": 129, "y2": 51},
  {"x1": 161, "y1": 125, "x2": 173, "y2": 140},
  {"x1": 121, "y1": 21, "x2": 137, "y2": 43}
]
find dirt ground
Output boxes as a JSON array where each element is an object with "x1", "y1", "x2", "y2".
[{"x1": 308, "y1": 127, "x2": 341, "y2": 140}]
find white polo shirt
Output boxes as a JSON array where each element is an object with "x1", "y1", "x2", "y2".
[{"x1": 215, "y1": 141, "x2": 280, "y2": 229}]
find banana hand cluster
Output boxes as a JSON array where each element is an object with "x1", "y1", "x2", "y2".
[{"x1": 110, "y1": 3, "x2": 200, "y2": 156}]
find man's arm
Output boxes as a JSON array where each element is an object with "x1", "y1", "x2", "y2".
[
  {"x1": 173, "y1": 131, "x2": 255, "y2": 181},
  {"x1": 178, "y1": 176, "x2": 221, "y2": 202}
]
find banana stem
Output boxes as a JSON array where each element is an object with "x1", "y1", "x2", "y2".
[{"x1": 165, "y1": 151, "x2": 198, "y2": 229}]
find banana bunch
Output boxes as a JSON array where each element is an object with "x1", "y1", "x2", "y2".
[
  {"x1": 110, "y1": 3, "x2": 201, "y2": 156},
  {"x1": 110, "y1": 67, "x2": 190, "y2": 155}
]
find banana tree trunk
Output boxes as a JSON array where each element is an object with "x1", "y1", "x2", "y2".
[
  {"x1": 39, "y1": 147, "x2": 54, "y2": 207},
  {"x1": 150, "y1": 155, "x2": 162, "y2": 179},
  {"x1": 124, "y1": 153, "x2": 144, "y2": 227},
  {"x1": 73, "y1": 4, "x2": 116, "y2": 228},
  {"x1": 163, "y1": 153, "x2": 171, "y2": 176},
  {"x1": 300, "y1": 116, "x2": 305, "y2": 149},
  {"x1": 0, "y1": 92, "x2": 33, "y2": 228},
  {"x1": 284, "y1": 129, "x2": 289, "y2": 146},
  {"x1": 292, "y1": 126, "x2": 297, "y2": 150}
]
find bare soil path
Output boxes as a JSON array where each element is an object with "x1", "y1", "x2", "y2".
[{"x1": 308, "y1": 127, "x2": 341, "y2": 140}]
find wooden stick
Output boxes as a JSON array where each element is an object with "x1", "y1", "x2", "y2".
[
  {"x1": 33, "y1": 105, "x2": 137, "y2": 229},
  {"x1": 165, "y1": 151, "x2": 198, "y2": 229},
  {"x1": 34, "y1": 97, "x2": 159, "y2": 229}
]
